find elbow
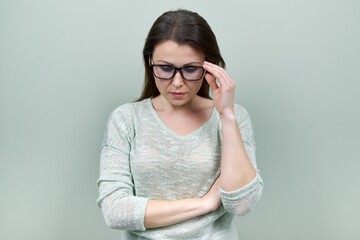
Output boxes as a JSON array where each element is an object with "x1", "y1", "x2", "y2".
[
  {"x1": 231, "y1": 182, "x2": 263, "y2": 216},
  {"x1": 103, "y1": 216, "x2": 128, "y2": 230},
  {"x1": 98, "y1": 196, "x2": 133, "y2": 230},
  {"x1": 101, "y1": 202, "x2": 127, "y2": 230},
  {"x1": 221, "y1": 177, "x2": 263, "y2": 216},
  {"x1": 104, "y1": 214, "x2": 119, "y2": 229},
  {"x1": 98, "y1": 196, "x2": 148, "y2": 231}
]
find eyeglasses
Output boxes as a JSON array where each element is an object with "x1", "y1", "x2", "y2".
[{"x1": 150, "y1": 64, "x2": 205, "y2": 81}]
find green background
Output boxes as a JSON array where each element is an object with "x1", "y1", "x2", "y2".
[{"x1": 1, "y1": 0, "x2": 359, "y2": 239}]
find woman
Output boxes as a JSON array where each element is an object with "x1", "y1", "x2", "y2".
[{"x1": 97, "y1": 9, "x2": 263, "y2": 239}]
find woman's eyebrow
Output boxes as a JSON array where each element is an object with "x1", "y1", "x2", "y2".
[
  {"x1": 155, "y1": 60, "x2": 203, "y2": 66},
  {"x1": 155, "y1": 60, "x2": 174, "y2": 65}
]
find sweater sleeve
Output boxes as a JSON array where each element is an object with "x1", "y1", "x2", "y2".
[
  {"x1": 220, "y1": 105, "x2": 263, "y2": 216},
  {"x1": 97, "y1": 105, "x2": 149, "y2": 231}
]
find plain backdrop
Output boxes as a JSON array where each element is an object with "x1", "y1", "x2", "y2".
[{"x1": 1, "y1": 0, "x2": 359, "y2": 239}]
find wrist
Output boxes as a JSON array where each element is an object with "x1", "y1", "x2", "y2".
[
  {"x1": 220, "y1": 112, "x2": 237, "y2": 126},
  {"x1": 200, "y1": 195, "x2": 220, "y2": 214},
  {"x1": 219, "y1": 108, "x2": 236, "y2": 121}
]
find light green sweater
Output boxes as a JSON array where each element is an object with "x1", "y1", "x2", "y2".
[{"x1": 97, "y1": 98, "x2": 263, "y2": 239}]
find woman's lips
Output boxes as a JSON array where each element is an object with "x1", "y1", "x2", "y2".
[{"x1": 170, "y1": 92, "x2": 186, "y2": 98}]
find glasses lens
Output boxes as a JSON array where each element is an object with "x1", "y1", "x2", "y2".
[
  {"x1": 181, "y1": 66, "x2": 204, "y2": 80},
  {"x1": 153, "y1": 65, "x2": 175, "y2": 79}
]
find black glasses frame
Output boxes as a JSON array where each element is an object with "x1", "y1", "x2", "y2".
[{"x1": 149, "y1": 64, "x2": 206, "y2": 81}]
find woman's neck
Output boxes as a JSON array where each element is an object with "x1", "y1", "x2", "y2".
[{"x1": 152, "y1": 95, "x2": 212, "y2": 114}]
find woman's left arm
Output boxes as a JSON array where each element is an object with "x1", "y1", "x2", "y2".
[
  {"x1": 203, "y1": 61, "x2": 263, "y2": 215},
  {"x1": 219, "y1": 108, "x2": 257, "y2": 190}
]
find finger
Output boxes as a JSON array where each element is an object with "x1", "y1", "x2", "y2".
[
  {"x1": 203, "y1": 62, "x2": 234, "y2": 88},
  {"x1": 203, "y1": 62, "x2": 223, "y2": 85},
  {"x1": 204, "y1": 72, "x2": 218, "y2": 91},
  {"x1": 203, "y1": 62, "x2": 229, "y2": 82}
]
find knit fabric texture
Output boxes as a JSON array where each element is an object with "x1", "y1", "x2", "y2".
[{"x1": 97, "y1": 98, "x2": 263, "y2": 239}]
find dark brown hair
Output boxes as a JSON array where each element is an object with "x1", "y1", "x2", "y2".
[{"x1": 137, "y1": 9, "x2": 225, "y2": 101}]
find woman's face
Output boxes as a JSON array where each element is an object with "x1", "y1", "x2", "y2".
[{"x1": 151, "y1": 40, "x2": 205, "y2": 109}]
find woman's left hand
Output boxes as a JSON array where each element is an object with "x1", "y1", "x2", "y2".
[{"x1": 203, "y1": 61, "x2": 236, "y2": 117}]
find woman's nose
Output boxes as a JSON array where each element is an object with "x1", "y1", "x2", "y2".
[{"x1": 171, "y1": 71, "x2": 184, "y2": 87}]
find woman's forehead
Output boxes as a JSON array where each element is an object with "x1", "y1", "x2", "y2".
[{"x1": 152, "y1": 40, "x2": 205, "y2": 64}]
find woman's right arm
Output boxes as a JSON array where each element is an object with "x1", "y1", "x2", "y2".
[
  {"x1": 97, "y1": 107, "x2": 221, "y2": 231},
  {"x1": 98, "y1": 145, "x2": 221, "y2": 230}
]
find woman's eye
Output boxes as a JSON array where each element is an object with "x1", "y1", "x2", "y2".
[
  {"x1": 159, "y1": 65, "x2": 174, "y2": 72},
  {"x1": 183, "y1": 67, "x2": 199, "y2": 73}
]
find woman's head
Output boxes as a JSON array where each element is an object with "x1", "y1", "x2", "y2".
[{"x1": 138, "y1": 9, "x2": 225, "y2": 101}]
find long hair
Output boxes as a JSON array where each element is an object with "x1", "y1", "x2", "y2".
[{"x1": 137, "y1": 9, "x2": 225, "y2": 101}]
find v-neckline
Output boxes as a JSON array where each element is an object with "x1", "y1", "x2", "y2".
[{"x1": 146, "y1": 98, "x2": 216, "y2": 139}]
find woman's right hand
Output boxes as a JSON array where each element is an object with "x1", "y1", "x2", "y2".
[
  {"x1": 201, "y1": 177, "x2": 222, "y2": 213},
  {"x1": 143, "y1": 177, "x2": 222, "y2": 229}
]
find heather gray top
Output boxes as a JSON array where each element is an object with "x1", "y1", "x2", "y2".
[{"x1": 97, "y1": 98, "x2": 263, "y2": 239}]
